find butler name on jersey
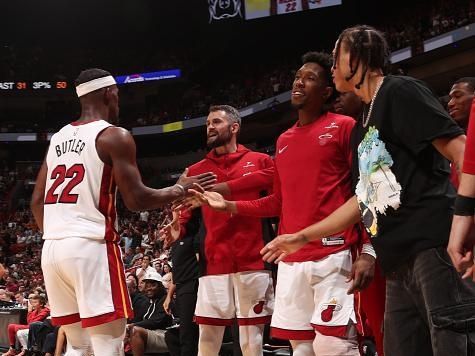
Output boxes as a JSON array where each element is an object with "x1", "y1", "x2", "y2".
[{"x1": 43, "y1": 120, "x2": 120, "y2": 242}]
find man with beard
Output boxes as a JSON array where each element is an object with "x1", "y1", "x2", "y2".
[
  {"x1": 181, "y1": 105, "x2": 275, "y2": 356},
  {"x1": 184, "y1": 53, "x2": 376, "y2": 356},
  {"x1": 127, "y1": 271, "x2": 172, "y2": 355}
]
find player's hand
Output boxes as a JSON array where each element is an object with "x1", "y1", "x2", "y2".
[
  {"x1": 176, "y1": 168, "x2": 217, "y2": 191},
  {"x1": 211, "y1": 182, "x2": 231, "y2": 196},
  {"x1": 346, "y1": 254, "x2": 375, "y2": 294},
  {"x1": 159, "y1": 211, "x2": 181, "y2": 249},
  {"x1": 448, "y1": 215, "x2": 475, "y2": 280},
  {"x1": 260, "y1": 233, "x2": 309, "y2": 263},
  {"x1": 172, "y1": 185, "x2": 206, "y2": 211},
  {"x1": 175, "y1": 189, "x2": 227, "y2": 212},
  {"x1": 163, "y1": 296, "x2": 172, "y2": 315}
]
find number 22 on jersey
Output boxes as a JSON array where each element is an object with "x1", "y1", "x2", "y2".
[{"x1": 44, "y1": 164, "x2": 85, "y2": 204}]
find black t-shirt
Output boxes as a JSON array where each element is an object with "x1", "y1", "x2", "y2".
[
  {"x1": 170, "y1": 209, "x2": 200, "y2": 284},
  {"x1": 352, "y1": 75, "x2": 464, "y2": 273}
]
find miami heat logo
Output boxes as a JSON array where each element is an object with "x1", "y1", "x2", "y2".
[
  {"x1": 320, "y1": 298, "x2": 342, "y2": 322},
  {"x1": 253, "y1": 300, "x2": 265, "y2": 314},
  {"x1": 208, "y1": 0, "x2": 242, "y2": 22}
]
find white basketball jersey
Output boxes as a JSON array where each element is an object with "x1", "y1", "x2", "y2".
[
  {"x1": 276, "y1": 0, "x2": 304, "y2": 14},
  {"x1": 43, "y1": 120, "x2": 119, "y2": 242}
]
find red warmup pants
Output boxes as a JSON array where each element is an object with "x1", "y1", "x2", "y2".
[
  {"x1": 7, "y1": 324, "x2": 28, "y2": 346},
  {"x1": 360, "y1": 261, "x2": 386, "y2": 356}
]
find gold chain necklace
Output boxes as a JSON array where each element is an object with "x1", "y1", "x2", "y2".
[{"x1": 362, "y1": 77, "x2": 385, "y2": 128}]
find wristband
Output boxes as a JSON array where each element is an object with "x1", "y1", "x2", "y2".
[
  {"x1": 174, "y1": 184, "x2": 186, "y2": 196},
  {"x1": 454, "y1": 194, "x2": 475, "y2": 216},
  {"x1": 361, "y1": 243, "x2": 377, "y2": 259}
]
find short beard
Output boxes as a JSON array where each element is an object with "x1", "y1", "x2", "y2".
[{"x1": 207, "y1": 127, "x2": 233, "y2": 149}]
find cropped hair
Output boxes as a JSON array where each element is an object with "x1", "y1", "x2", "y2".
[
  {"x1": 302, "y1": 51, "x2": 336, "y2": 103},
  {"x1": 74, "y1": 68, "x2": 112, "y2": 87},
  {"x1": 209, "y1": 105, "x2": 241, "y2": 126},
  {"x1": 454, "y1": 77, "x2": 475, "y2": 92}
]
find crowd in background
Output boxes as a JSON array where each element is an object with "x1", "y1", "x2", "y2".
[{"x1": 1, "y1": 0, "x2": 474, "y2": 134}]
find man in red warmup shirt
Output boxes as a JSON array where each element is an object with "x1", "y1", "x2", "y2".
[
  {"x1": 185, "y1": 52, "x2": 376, "y2": 356},
  {"x1": 448, "y1": 98, "x2": 475, "y2": 278},
  {"x1": 447, "y1": 77, "x2": 475, "y2": 188},
  {"x1": 178, "y1": 105, "x2": 275, "y2": 356}
]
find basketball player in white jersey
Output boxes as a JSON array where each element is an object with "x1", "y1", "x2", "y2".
[{"x1": 30, "y1": 68, "x2": 216, "y2": 356}]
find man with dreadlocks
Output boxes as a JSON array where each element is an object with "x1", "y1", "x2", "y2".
[
  {"x1": 261, "y1": 25, "x2": 475, "y2": 355},
  {"x1": 183, "y1": 51, "x2": 376, "y2": 355}
]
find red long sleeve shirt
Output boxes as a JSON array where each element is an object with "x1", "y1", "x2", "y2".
[
  {"x1": 237, "y1": 112, "x2": 364, "y2": 262},
  {"x1": 463, "y1": 99, "x2": 475, "y2": 174},
  {"x1": 183, "y1": 145, "x2": 274, "y2": 275},
  {"x1": 27, "y1": 306, "x2": 50, "y2": 324}
]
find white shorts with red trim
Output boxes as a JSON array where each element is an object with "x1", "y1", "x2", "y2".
[
  {"x1": 271, "y1": 249, "x2": 356, "y2": 340},
  {"x1": 41, "y1": 237, "x2": 132, "y2": 328},
  {"x1": 195, "y1": 270, "x2": 274, "y2": 326}
]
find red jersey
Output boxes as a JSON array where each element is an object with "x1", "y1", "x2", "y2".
[
  {"x1": 184, "y1": 145, "x2": 274, "y2": 275},
  {"x1": 236, "y1": 112, "x2": 363, "y2": 262},
  {"x1": 463, "y1": 99, "x2": 475, "y2": 174}
]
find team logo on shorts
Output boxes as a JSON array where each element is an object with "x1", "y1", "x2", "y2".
[
  {"x1": 253, "y1": 300, "x2": 265, "y2": 314},
  {"x1": 320, "y1": 298, "x2": 342, "y2": 322}
]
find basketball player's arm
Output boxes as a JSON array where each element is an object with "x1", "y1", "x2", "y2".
[
  {"x1": 213, "y1": 165, "x2": 274, "y2": 196},
  {"x1": 432, "y1": 134, "x2": 466, "y2": 181},
  {"x1": 31, "y1": 160, "x2": 48, "y2": 232},
  {"x1": 183, "y1": 165, "x2": 281, "y2": 217},
  {"x1": 448, "y1": 172, "x2": 475, "y2": 279},
  {"x1": 232, "y1": 159, "x2": 280, "y2": 216},
  {"x1": 261, "y1": 195, "x2": 361, "y2": 263},
  {"x1": 97, "y1": 127, "x2": 215, "y2": 211},
  {"x1": 163, "y1": 276, "x2": 175, "y2": 315},
  {"x1": 447, "y1": 105, "x2": 475, "y2": 278}
]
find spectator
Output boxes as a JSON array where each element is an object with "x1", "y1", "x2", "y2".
[
  {"x1": 127, "y1": 271, "x2": 172, "y2": 355},
  {"x1": 0, "y1": 289, "x2": 12, "y2": 302},
  {"x1": 121, "y1": 228, "x2": 133, "y2": 252},
  {"x1": 135, "y1": 255, "x2": 156, "y2": 284},
  {"x1": 2, "y1": 294, "x2": 50, "y2": 356},
  {"x1": 14, "y1": 292, "x2": 27, "y2": 307},
  {"x1": 123, "y1": 248, "x2": 135, "y2": 268},
  {"x1": 131, "y1": 247, "x2": 144, "y2": 266},
  {"x1": 161, "y1": 263, "x2": 172, "y2": 290},
  {"x1": 25, "y1": 318, "x2": 59, "y2": 356},
  {"x1": 126, "y1": 274, "x2": 149, "y2": 323}
]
